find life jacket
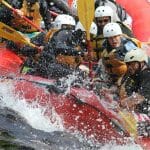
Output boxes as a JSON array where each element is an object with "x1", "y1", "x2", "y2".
[
  {"x1": 101, "y1": 37, "x2": 138, "y2": 79},
  {"x1": 92, "y1": 34, "x2": 105, "y2": 61},
  {"x1": 50, "y1": 29, "x2": 83, "y2": 68},
  {"x1": 91, "y1": 21, "x2": 135, "y2": 62},
  {"x1": 12, "y1": 0, "x2": 42, "y2": 33},
  {"x1": 45, "y1": 28, "x2": 59, "y2": 43},
  {"x1": 102, "y1": 48, "x2": 127, "y2": 78},
  {"x1": 56, "y1": 55, "x2": 83, "y2": 69}
]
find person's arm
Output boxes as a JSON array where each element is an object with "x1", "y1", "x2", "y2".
[{"x1": 120, "y1": 92, "x2": 144, "y2": 110}]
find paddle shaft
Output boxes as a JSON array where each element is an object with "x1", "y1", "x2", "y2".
[
  {"x1": 1, "y1": 0, "x2": 44, "y2": 33},
  {"x1": 0, "y1": 22, "x2": 41, "y2": 52},
  {"x1": 87, "y1": 40, "x2": 93, "y2": 77},
  {"x1": 49, "y1": 10, "x2": 58, "y2": 17},
  {"x1": 77, "y1": 0, "x2": 95, "y2": 78}
]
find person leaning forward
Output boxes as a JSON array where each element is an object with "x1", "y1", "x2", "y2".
[{"x1": 95, "y1": 22, "x2": 139, "y2": 85}]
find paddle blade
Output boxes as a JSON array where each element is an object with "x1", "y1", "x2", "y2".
[
  {"x1": 119, "y1": 111, "x2": 138, "y2": 138},
  {"x1": 77, "y1": 0, "x2": 94, "y2": 40},
  {"x1": 0, "y1": 22, "x2": 36, "y2": 48}
]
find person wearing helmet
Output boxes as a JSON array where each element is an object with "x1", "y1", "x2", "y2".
[
  {"x1": 0, "y1": 0, "x2": 51, "y2": 56},
  {"x1": 95, "y1": 5, "x2": 113, "y2": 35},
  {"x1": 95, "y1": 0, "x2": 133, "y2": 29},
  {"x1": 119, "y1": 48, "x2": 150, "y2": 137},
  {"x1": 95, "y1": 22, "x2": 139, "y2": 85},
  {"x1": 93, "y1": 5, "x2": 134, "y2": 64},
  {"x1": 75, "y1": 21, "x2": 98, "y2": 62},
  {"x1": 21, "y1": 14, "x2": 88, "y2": 79},
  {"x1": 0, "y1": 0, "x2": 51, "y2": 33},
  {"x1": 44, "y1": 14, "x2": 77, "y2": 43}
]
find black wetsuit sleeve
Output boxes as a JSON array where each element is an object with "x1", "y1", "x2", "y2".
[
  {"x1": 54, "y1": 43, "x2": 84, "y2": 57},
  {"x1": 39, "y1": 0, "x2": 51, "y2": 30},
  {"x1": 139, "y1": 69, "x2": 150, "y2": 99},
  {"x1": 30, "y1": 32, "x2": 46, "y2": 46},
  {"x1": 137, "y1": 69, "x2": 150, "y2": 115}
]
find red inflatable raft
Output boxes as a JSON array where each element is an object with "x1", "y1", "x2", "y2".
[{"x1": 0, "y1": 47, "x2": 149, "y2": 148}]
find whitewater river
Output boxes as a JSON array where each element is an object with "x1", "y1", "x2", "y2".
[{"x1": 0, "y1": 82, "x2": 143, "y2": 150}]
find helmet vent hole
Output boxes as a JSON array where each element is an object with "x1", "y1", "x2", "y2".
[{"x1": 130, "y1": 56, "x2": 134, "y2": 59}]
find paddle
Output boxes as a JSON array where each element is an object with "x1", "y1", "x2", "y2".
[
  {"x1": 0, "y1": 22, "x2": 39, "y2": 49},
  {"x1": 77, "y1": 0, "x2": 95, "y2": 77},
  {"x1": 100, "y1": 90, "x2": 138, "y2": 137},
  {"x1": 0, "y1": 0, "x2": 44, "y2": 33},
  {"x1": 49, "y1": 10, "x2": 58, "y2": 17},
  {"x1": 119, "y1": 110, "x2": 137, "y2": 138}
]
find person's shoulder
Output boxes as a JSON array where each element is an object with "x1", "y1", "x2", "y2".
[
  {"x1": 141, "y1": 68, "x2": 150, "y2": 75},
  {"x1": 117, "y1": 21, "x2": 134, "y2": 37},
  {"x1": 139, "y1": 68, "x2": 150, "y2": 82}
]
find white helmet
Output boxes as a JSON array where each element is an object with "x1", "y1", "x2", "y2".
[
  {"x1": 75, "y1": 21, "x2": 97, "y2": 35},
  {"x1": 71, "y1": 0, "x2": 96, "y2": 16},
  {"x1": 103, "y1": 22, "x2": 122, "y2": 37},
  {"x1": 95, "y1": 6, "x2": 113, "y2": 19},
  {"x1": 53, "y1": 14, "x2": 76, "y2": 29},
  {"x1": 124, "y1": 48, "x2": 148, "y2": 63}
]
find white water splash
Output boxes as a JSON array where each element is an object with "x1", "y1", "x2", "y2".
[
  {"x1": 99, "y1": 142, "x2": 143, "y2": 150},
  {"x1": 0, "y1": 81, "x2": 64, "y2": 132},
  {"x1": 0, "y1": 80, "x2": 144, "y2": 149}
]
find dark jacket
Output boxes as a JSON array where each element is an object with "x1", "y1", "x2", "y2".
[
  {"x1": 102, "y1": 37, "x2": 137, "y2": 59},
  {"x1": 23, "y1": 29, "x2": 85, "y2": 79},
  {"x1": 122, "y1": 67, "x2": 150, "y2": 116}
]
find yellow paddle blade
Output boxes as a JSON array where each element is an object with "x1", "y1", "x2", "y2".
[
  {"x1": 77, "y1": 0, "x2": 95, "y2": 40},
  {"x1": 119, "y1": 111, "x2": 138, "y2": 138},
  {"x1": 0, "y1": 22, "x2": 36, "y2": 48}
]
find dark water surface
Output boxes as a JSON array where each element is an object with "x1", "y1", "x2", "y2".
[{"x1": 0, "y1": 107, "x2": 94, "y2": 150}]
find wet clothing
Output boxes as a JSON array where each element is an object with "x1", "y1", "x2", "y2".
[
  {"x1": 22, "y1": 29, "x2": 86, "y2": 79},
  {"x1": 6, "y1": 32, "x2": 46, "y2": 56},
  {"x1": 93, "y1": 22, "x2": 134, "y2": 62},
  {"x1": 100, "y1": 37, "x2": 138, "y2": 82},
  {"x1": 23, "y1": 46, "x2": 84, "y2": 79},
  {"x1": 12, "y1": 1, "x2": 43, "y2": 32},
  {"x1": 0, "y1": 0, "x2": 51, "y2": 32},
  {"x1": 121, "y1": 67, "x2": 150, "y2": 116},
  {"x1": 120, "y1": 66, "x2": 150, "y2": 137}
]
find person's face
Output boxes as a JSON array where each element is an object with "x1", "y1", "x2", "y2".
[
  {"x1": 61, "y1": 24, "x2": 75, "y2": 30},
  {"x1": 126, "y1": 61, "x2": 140, "y2": 75},
  {"x1": 96, "y1": 16, "x2": 110, "y2": 30},
  {"x1": 108, "y1": 35, "x2": 122, "y2": 48}
]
